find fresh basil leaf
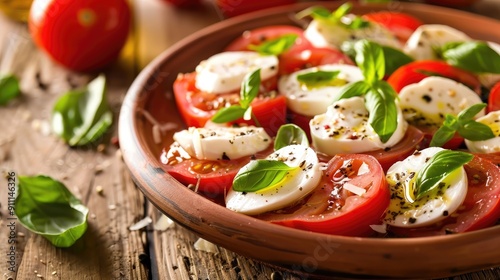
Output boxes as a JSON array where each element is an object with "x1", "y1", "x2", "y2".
[
  {"x1": 430, "y1": 115, "x2": 458, "y2": 147},
  {"x1": 249, "y1": 34, "x2": 298, "y2": 56},
  {"x1": 0, "y1": 74, "x2": 20, "y2": 105},
  {"x1": 334, "y1": 80, "x2": 370, "y2": 102},
  {"x1": 332, "y1": 3, "x2": 352, "y2": 20},
  {"x1": 365, "y1": 82, "x2": 398, "y2": 143},
  {"x1": 296, "y1": 6, "x2": 332, "y2": 21},
  {"x1": 346, "y1": 17, "x2": 371, "y2": 30},
  {"x1": 382, "y1": 46, "x2": 414, "y2": 76},
  {"x1": 442, "y1": 41, "x2": 500, "y2": 74},
  {"x1": 239, "y1": 68, "x2": 260, "y2": 109},
  {"x1": 233, "y1": 160, "x2": 298, "y2": 192},
  {"x1": 457, "y1": 103, "x2": 486, "y2": 121},
  {"x1": 296, "y1": 70, "x2": 344, "y2": 89},
  {"x1": 355, "y1": 40, "x2": 385, "y2": 84},
  {"x1": 414, "y1": 150, "x2": 473, "y2": 200},
  {"x1": 459, "y1": 120, "x2": 495, "y2": 141},
  {"x1": 274, "y1": 124, "x2": 309, "y2": 150},
  {"x1": 51, "y1": 74, "x2": 112, "y2": 146},
  {"x1": 211, "y1": 105, "x2": 247, "y2": 123},
  {"x1": 16, "y1": 175, "x2": 89, "y2": 248}
]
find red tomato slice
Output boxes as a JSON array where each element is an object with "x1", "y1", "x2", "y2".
[
  {"x1": 161, "y1": 144, "x2": 274, "y2": 195},
  {"x1": 388, "y1": 155, "x2": 500, "y2": 237},
  {"x1": 173, "y1": 72, "x2": 287, "y2": 136},
  {"x1": 258, "y1": 154, "x2": 390, "y2": 237},
  {"x1": 488, "y1": 81, "x2": 500, "y2": 113},
  {"x1": 363, "y1": 11, "x2": 423, "y2": 43},
  {"x1": 279, "y1": 46, "x2": 354, "y2": 75},
  {"x1": 387, "y1": 60, "x2": 481, "y2": 94}
]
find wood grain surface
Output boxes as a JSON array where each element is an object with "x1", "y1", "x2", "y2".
[{"x1": 0, "y1": 0, "x2": 499, "y2": 279}]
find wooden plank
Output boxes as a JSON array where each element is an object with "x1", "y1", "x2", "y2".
[{"x1": 0, "y1": 13, "x2": 148, "y2": 279}]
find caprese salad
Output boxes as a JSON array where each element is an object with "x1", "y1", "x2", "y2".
[{"x1": 160, "y1": 2, "x2": 500, "y2": 238}]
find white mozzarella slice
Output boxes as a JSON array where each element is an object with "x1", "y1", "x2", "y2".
[
  {"x1": 195, "y1": 51, "x2": 278, "y2": 94},
  {"x1": 404, "y1": 24, "x2": 471, "y2": 60},
  {"x1": 304, "y1": 18, "x2": 401, "y2": 50},
  {"x1": 385, "y1": 147, "x2": 468, "y2": 228},
  {"x1": 465, "y1": 111, "x2": 500, "y2": 153},
  {"x1": 278, "y1": 64, "x2": 364, "y2": 116},
  {"x1": 310, "y1": 96, "x2": 407, "y2": 156},
  {"x1": 399, "y1": 76, "x2": 484, "y2": 127},
  {"x1": 225, "y1": 145, "x2": 322, "y2": 215},
  {"x1": 173, "y1": 126, "x2": 271, "y2": 161}
]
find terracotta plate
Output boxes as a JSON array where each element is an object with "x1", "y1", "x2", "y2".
[{"x1": 119, "y1": 2, "x2": 500, "y2": 278}]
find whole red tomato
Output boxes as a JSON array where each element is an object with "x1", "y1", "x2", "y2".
[{"x1": 28, "y1": 0, "x2": 131, "y2": 72}]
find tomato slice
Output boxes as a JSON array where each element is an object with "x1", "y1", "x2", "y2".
[
  {"x1": 387, "y1": 60, "x2": 482, "y2": 94},
  {"x1": 388, "y1": 155, "x2": 500, "y2": 237},
  {"x1": 173, "y1": 72, "x2": 287, "y2": 136},
  {"x1": 488, "y1": 81, "x2": 500, "y2": 113},
  {"x1": 258, "y1": 154, "x2": 390, "y2": 237},
  {"x1": 161, "y1": 144, "x2": 274, "y2": 195},
  {"x1": 362, "y1": 11, "x2": 423, "y2": 43},
  {"x1": 278, "y1": 46, "x2": 354, "y2": 75}
]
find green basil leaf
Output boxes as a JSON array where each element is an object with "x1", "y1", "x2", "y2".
[
  {"x1": 296, "y1": 6, "x2": 332, "y2": 21},
  {"x1": 334, "y1": 80, "x2": 370, "y2": 102},
  {"x1": 365, "y1": 82, "x2": 398, "y2": 143},
  {"x1": 233, "y1": 160, "x2": 298, "y2": 192},
  {"x1": 430, "y1": 115, "x2": 458, "y2": 147},
  {"x1": 442, "y1": 41, "x2": 500, "y2": 74},
  {"x1": 0, "y1": 74, "x2": 20, "y2": 105},
  {"x1": 382, "y1": 46, "x2": 414, "y2": 76},
  {"x1": 354, "y1": 40, "x2": 386, "y2": 84},
  {"x1": 457, "y1": 103, "x2": 486, "y2": 121},
  {"x1": 51, "y1": 74, "x2": 112, "y2": 146},
  {"x1": 332, "y1": 3, "x2": 352, "y2": 20},
  {"x1": 459, "y1": 120, "x2": 495, "y2": 141},
  {"x1": 414, "y1": 150, "x2": 473, "y2": 200},
  {"x1": 239, "y1": 68, "x2": 260, "y2": 109},
  {"x1": 16, "y1": 175, "x2": 89, "y2": 247},
  {"x1": 211, "y1": 105, "x2": 247, "y2": 123},
  {"x1": 296, "y1": 70, "x2": 343, "y2": 89},
  {"x1": 249, "y1": 34, "x2": 298, "y2": 56},
  {"x1": 346, "y1": 17, "x2": 371, "y2": 30},
  {"x1": 274, "y1": 124, "x2": 309, "y2": 150}
]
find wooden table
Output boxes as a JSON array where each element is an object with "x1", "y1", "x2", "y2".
[{"x1": 1, "y1": 0, "x2": 500, "y2": 279}]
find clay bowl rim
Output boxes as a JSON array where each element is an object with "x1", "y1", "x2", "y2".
[{"x1": 119, "y1": 1, "x2": 500, "y2": 278}]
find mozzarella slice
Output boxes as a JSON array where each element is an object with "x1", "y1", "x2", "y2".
[
  {"x1": 173, "y1": 126, "x2": 271, "y2": 161},
  {"x1": 278, "y1": 64, "x2": 364, "y2": 116},
  {"x1": 384, "y1": 147, "x2": 468, "y2": 228},
  {"x1": 304, "y1": 17, "x2": 401, "y2": 50},
  {"x1": 404, "y1": 24, "x2": 471, "y2": 60},
  {"x1": 399, "y1": 76, "x2": 484, "y2": 128},
  {"x1": 225, "y1": 145, "x2": 322, "y2": 215},
  {"x1": 195, "y1": 51, "x2": 278, "y2": 94},
  {"x1": 465, "y1": 111, "x2": 500, "y2": 153},
  {"x1": 310, "y1": 96, "x2": 407, "y2": 155}
]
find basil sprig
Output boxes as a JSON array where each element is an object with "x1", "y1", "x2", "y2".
[
  {"x1": 274, "y1": 124, "x2": 309, "y2": 150},
  {"x1": 0, "y1": 73, "x2": 20, "y2": 105},
  {"x1": 16, "y1": 175, "x2": 89, "y2": 247},
  {"x1": 212, "y1": 68, "x2": 261, "y2": 124},
  {"x1": 296, "y1": 3, "x2": 370, "y2": 30},
  {"x1": 413, "y1": 150, "x2": 473, "y2": 200},
  {"x1": 430, "y1": 103, "x2": 494, "y2": 147},
  {"x1": 334, "y1": 40, "x2": 399, "y2": 143},
  {"x1": 232, "y1": 160, "x2": 299, "y2": 192},
  {"x1": 296, "y1": 70, "x2": 345, "y2": 89},
  {"x1": 249, "y1": 34, "x2": 298, "y2": 56},
  {"x1": 51, "y1": 74, "x2": 113, "y2": 146},
  {"x1": 441, "y1": 41, "x2": 500, "y2": 74}
]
